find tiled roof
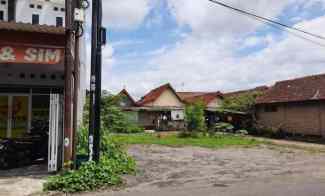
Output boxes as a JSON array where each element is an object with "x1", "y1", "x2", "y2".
[
  {"x1": 0, "y1": 21, "x2": 65, "y2": 35},
  {"x1": 137, "y1": 83, "x2": 182, "y2": 106},
  {"x1": 256, "y1": 74, "x2": 325, "y2": 104},
  {"x1": 118, "y1": 89, "x2": 137, "y2": 106},
  {"x1": 177, "y1": 91, "x2": 223, "y2": 106},
  {"x1": 224, "y1": 86, "x2": 269, "y2": 98}
]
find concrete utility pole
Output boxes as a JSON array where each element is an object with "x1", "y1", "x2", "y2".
[{"x1": 89, "y1": 0, "x2": 106, "y2": 163}]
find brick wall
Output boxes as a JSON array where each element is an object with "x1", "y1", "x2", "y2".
[{"x1": 256, "y1": 101, "x2": 325, "y2": 136}]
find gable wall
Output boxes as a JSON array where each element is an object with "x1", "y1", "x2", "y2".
[{"x1": 143, "y1": 89, "x2": 184, "y2": 107}]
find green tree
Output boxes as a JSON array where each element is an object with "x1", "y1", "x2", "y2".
[
  {"x1": 220, "y1": 92, "x2": 263, "y2": 113},
  {"x1": 183, "y1": 101, "x2": 207, "y2": 137},
  {"x1": 83, "y1": 91, "x2": 143, "y2": 134}
]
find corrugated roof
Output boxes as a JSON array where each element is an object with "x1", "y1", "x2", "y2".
[
  {"x1": 0, "y1": 21, "x2": 65, "y2": 35},
  {"x1": 256, "y1": 74, "x2": 325, "y2": 104}
]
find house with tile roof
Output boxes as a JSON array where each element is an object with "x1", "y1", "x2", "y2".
[
  {"x1": 119, "y1": 84, "x2": 224, "y2": 131},
  {"x1": 255, "y1": 74, "x2": 325, "y2": 136}
]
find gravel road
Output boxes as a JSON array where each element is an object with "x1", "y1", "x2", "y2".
[{"x1": 83, "y1": 144, "x2": 325, "y2": 196}]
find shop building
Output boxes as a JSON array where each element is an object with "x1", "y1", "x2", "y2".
[{"x1": 0, "y1": 0, "x2": 86, "y2": 172}]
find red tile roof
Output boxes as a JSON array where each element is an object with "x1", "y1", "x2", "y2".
[
  {"x1": 224, "y1": 86, "x2": 269, "y2": 98},
  {"x1": 256, "y1": 74, "x2": 325, "y2": 104},
  {"x1": 177, "y1": 92, "x2": 223, "y2": 106},
  {"x1": 118, "y1": 89, "x2": 137, "y2": 106},
  {"x1": 137, "y1": 83, "x2": 182, "y2": 106},
  {"x1": 0, "y1": 21, "x2": 65, "y2": 35}
]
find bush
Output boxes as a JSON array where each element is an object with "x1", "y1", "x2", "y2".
[
  {"x1": 182, "y1": 101, "x2": 207, "y2": 137},
  {"x1": 44, "y1": 127, "x2": 136, "y2": 193},
  {"x1": 215, "y1": 122, "x2": 234, "y2": 133},
  {"x1": 83, "y1": 92, "x2": 144, "y2": 134},
  {"x1": 44, "y1": 153, "x2": 135, "y2": 193}
]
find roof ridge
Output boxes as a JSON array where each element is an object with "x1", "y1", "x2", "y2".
[{"x1": 275, "y1": 73, "x2": 325, "y2": 84}]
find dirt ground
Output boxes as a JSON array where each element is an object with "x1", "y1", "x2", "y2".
[
  {"x1": 3, "y1": 144, "x2": 325, "y2": 196},
  {"x1": 84, "y1": 144, "x2": 325, "y2": 196}
]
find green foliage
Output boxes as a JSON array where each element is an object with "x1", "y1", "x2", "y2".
[
  {"x1": 183, "y1": 101, "x2": 207, "y2": 137},
  {"x1": 44, "y1": 133, "x2": 136, "y2": 193},
  {"x1": 221, "y1": 92, "x2": 263, "y2": 113},
  {"x1": 83, "y1": 92, "x2": 143, "y2": 134},
  {"x1": 215, "y1": 122, "x2": 235, "y2": 133}
]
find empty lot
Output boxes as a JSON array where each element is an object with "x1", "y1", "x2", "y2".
[{"x1": 86, "y1": 144, "x2": 325, "y2": 196}]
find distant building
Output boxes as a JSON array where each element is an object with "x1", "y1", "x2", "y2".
[
  {"x1": 0, "y1": 0, "x2": 65, "y2": 27},
  {"x1": 256, "y1": 74, "x2": 325, "y2": 136},
  {"x1": 119, "y1": 84, "x2": 224, "y2": 131}
]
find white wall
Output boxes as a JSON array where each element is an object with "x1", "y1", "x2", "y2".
[
  {"x1": 0, "y1": 0, "x2": 8, "y2": 21},
  {"x1": 15, "y1": 0, "x2": 65, "y2": 26}
]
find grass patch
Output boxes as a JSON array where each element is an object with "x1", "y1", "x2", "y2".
[{"x1": 111, "y1": 133, "x2": 261, "y2": 149}]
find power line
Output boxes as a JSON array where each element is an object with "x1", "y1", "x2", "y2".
[
  {"x1": 237, "y1": 6, "x2": 325, "y2": 48},
  {"x1": 208, "y1": 0, "x2": 325, "y2": 41}
]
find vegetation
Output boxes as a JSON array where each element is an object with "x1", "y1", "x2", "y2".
[
  {"x1": 220, "y1": 92, "x2": 263, "y2": 113},
  {"x1": 83, "y1": 91, "x2": 144, "y2": 134},
  {"x1": 44, "y1": 127, "x2": 136, "y2": 193},
  {"x1": 183, "y1": 101, "x2": 207, "y2": 137},
  {"x1": 112, "y1": 133, "x2": 261, "y2": 149}
]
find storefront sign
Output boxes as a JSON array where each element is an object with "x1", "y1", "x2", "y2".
[{"x1": 0, "y1": 45, "x2": 64, "y2": 65}]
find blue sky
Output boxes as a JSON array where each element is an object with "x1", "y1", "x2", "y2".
[{"x1": 93, "y1": 0, "x2": 325, "y2": 98}]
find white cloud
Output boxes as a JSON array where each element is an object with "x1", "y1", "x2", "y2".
[
  {"x1": 167, "y1": 0, "x2": 293, "y2": 37},
  {"x1": 102, "y1": 0, "x2": 152, "y2": 30},
  {"x1": 99, "y1": 0, "x2": 325, "y2": 99},
  {"x1": 105, "y1": 12, "x2": 325, "y2": 98}
]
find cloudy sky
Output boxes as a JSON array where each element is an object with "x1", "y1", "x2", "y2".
[{"x1": 88, "y1": 0, "x2": 325, "y2": 98}]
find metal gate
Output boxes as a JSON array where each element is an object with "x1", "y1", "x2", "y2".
[{"x1": 48, "y1": 94, "x2": 63, "y2": 172}]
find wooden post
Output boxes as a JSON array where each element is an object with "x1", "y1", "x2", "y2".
[
  {"x1": 72, "y1": 0, "x2": 81, "y2": 169},
  {"x1": 64, "y1": 0, "x2": 75, "y2": 169}
]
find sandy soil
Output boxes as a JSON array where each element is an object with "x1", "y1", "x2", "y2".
[{"x1": 85, "y1": 144, "x2": 325, "y2": 196}]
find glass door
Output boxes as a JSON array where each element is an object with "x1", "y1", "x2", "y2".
[{"x1": 0, "y1": 96, "x2": 8, "y2": 138}]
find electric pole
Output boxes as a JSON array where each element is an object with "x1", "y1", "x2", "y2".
[{"x1": 89, "y1": 0, "x2": 106, "y2": 163}]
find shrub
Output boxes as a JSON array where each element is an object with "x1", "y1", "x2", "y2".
[
  {"x1": 44, "y1": 153, "x2": 135, "y2": 193},
  {"x1": 215, "y1": 122, "x2": 234, "y2": 133},
  {"x1": 182, "y1": 101, "x2": 207, "y2": 137},
  {"x1": 83, "y1": 92, "x2": 144, "y2": 134},
  {"x1": 44, "y1": 127, "x2": 136, "y2": 193}
]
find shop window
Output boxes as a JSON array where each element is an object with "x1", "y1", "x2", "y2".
[
  {"x1": 0, "y1": 11, "x2": 3, "y2": 21},
  {"x1": 11, "y1": 96, "x2": 29, "y2": 138},
  {"x1": 264, "y1": 105, "x2": 278, "y2": 112},
  {"x1": 32, "y1": 14, "x2": 39, "y2": 25},
  {"x1": 56, "y1": 17, "x2": 63, "y2": 27},
  {"x1": 0, "y1": 96, "x2": 8, "y2": 138}
]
